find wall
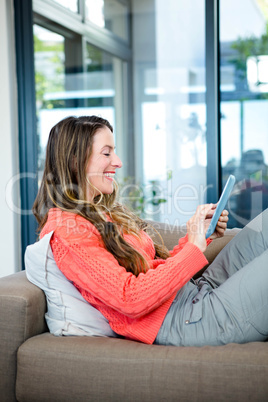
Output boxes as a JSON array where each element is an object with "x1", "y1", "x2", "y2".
[{"x1": 0, "y1": 0, "x2": 21, "y2": 277}]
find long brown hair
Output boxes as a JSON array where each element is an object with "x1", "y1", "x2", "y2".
[{"x1": 33, "y1": 115, "x2": 170, "y2": 276}]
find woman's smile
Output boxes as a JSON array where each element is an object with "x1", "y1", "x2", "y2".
[{"x1": 103, "y1": 171, "x2": 116, "y2": 181}]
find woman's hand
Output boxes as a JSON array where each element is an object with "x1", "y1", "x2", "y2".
[
  {"x1": 187, "y1": 204, "x2": 229, "y2": 252},
  {"x1": 187, "y1": 204, "x2": 215, "y2": 253},
  {"x1": 209, "y1": 206, "x2": 229, "y2": 240}
]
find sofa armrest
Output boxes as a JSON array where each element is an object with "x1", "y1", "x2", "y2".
[
  {"x1": 150, "y1": 220, "x2": 240, "y2": 261},
  {"x1": 0, "y1": 271, "x2": 47, "y2": 402},
  {"x1": 203, "y1": 228, "x2": 240, "y2": 264},
  {"x1": 150, "y1": 221, "x2": 240, "y2": 279}
]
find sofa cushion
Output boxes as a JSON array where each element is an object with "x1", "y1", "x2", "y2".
[
  {"x1": 25, "y1": 232, "x2": 117, "y2": 337},
  {"x1": 16, "y1": 333, "x2": 268, "y2": 401}
]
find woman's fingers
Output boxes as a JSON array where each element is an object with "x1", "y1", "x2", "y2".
[
  {"x1": 187, "y1": 205, "x2": 229, "y2": 249},
  {"x1": 187, "y1": 204, "x2": 215, "y2": 252},
  {"x1": 211, "y1": 209, "x2": 229, "y2": 238},
  {"x1": 188, "y1": 204, "x2": 210, "y2": 232},
  {"x1": 218, "y1": 209, "x2": 229, "y2": 226}
]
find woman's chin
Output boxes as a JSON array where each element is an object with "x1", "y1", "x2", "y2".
[{"x1": 103, "y1": 185, "x2": 114, "y2": 195}]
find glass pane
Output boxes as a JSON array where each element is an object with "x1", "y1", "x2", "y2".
[
  {"x1": 52, "y1": 0, "x2": 78, "y2": 13},
  {"x1": 85, "y1": 42, "x2": 117, "y2": 128},
  {"x1": 220, "y1": 0, "x2": 268, "y2": 227},
  {"x1": 34, "y1": 25, "x2": 65, "y2": 183},
  {"x1": 34, "y1": 24, "x2": 126, "y2": 185},
  {"x1": 131, "y1": 0, "x2": 206, "y2": 224},
  {"x1": 85, "y1": 0, "x2": 128, "y2": 41}
]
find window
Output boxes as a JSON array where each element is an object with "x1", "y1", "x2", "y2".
[
  {"x1": 85, "y1": 0, "x2": 129, "y2": 41},
  {"x1": 32, "y1": 0, "x2": 207, "y2": 227},
  {"x1": 34, "y1": 24, "x2": 127, "y2": 184},
  {"x1": 17, "y1": 0, "x2": 268, "y2": 267},
  {"x1": 52, "y1": 0, "x2": 78, "y2": 13},
  {"x1": 220, "y1": 0, "x2": 268, "y2": 227},
  {"x1": 132, "y1": 0, "x2": 206, "y2": 224},
  {"x1": 34, "y1": 25, "x2": 65, "y2": 182}
]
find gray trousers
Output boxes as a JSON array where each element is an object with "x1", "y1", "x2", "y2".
[{"x1": 155, "y1": 208, "x2": 268, "y2": 347}]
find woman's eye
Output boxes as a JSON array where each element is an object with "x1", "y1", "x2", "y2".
[{"x1": 104, "y1": 153, "x2": 110, "y2": 157}]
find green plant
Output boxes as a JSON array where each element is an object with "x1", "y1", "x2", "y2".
[
  {"x1": 229, "y1": 23, "x2": 268, "y2": 98},
  {"x1": 34, "y1": 33, "x2": 65, "y2": 110}
]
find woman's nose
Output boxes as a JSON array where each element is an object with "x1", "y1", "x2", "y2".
[{"x1": 112, "y1": 153, "x2": 123, "y2": 168}]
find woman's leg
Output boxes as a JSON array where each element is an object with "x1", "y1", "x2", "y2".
[
  {"x1": 155, "y1": 209, "x2": 268, "y2": 347},
  {"x1": 155, "y1": 247, "x2": 268, "y2": 347},
  {"x1": 206, "y1": 246, "x2": 268, "y2": 344},
  {"x1": 200, "y1": 208, "x2": 268, "y2": 288}
]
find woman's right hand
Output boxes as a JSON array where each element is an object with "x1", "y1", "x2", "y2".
[{"x1": 187, "y1": 204, "x2": 214, "y2": 253}]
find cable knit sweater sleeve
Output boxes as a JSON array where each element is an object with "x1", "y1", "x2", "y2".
[
  {"x1": 48, "y1": 213, "x2": 209, "y2": 320},
  {"x1": 170, "y1": 233, "x2": 212, "y2": 257}
]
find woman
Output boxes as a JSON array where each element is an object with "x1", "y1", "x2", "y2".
[{"x1": 33, "y1": 115, "x2": 268, "y2": 347}]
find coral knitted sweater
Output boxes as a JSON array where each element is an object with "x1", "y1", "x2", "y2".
[{"x1": 41, "y1": 208, "x2": 211, "y2": 344}]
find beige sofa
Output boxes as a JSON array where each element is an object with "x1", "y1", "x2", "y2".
[{"x1": 0, "y1": 224, "x2": 267, "y2": 401}]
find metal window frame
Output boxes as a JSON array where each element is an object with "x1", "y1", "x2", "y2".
[
  {"x1": 14, "y1": 0, "x2": 38, "y2": 269},
  {"x1": 205, "y1": 0, "x2": 221, "y2": 202},
  {"x1": 33, "y1": 0, "x2": 132, "y2": 60}
]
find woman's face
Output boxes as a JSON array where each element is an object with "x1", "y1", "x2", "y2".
[{"x1": 85, "y1": 126, "x2": 122, "y2": 201}]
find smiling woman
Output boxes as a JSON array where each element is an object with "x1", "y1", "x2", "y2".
[{"x1": 28, "y1": 114, "x2": 268, "y2": 349}]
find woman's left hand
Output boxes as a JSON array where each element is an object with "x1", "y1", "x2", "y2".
[{"x1": 208, "y1": 206, "x2": 229, "y2": 239}]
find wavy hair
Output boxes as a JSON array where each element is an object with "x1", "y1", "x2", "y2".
[{"x1": 33, "y1": 115, "x2": 170, "y2": 276}]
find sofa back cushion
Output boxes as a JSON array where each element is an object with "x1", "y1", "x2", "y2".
[{"x1": 25, "y1": 231, "x2": 117, "y2": 337}]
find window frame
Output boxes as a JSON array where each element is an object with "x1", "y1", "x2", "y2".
[{"x1": 14, "y1": 0, "x2": 38, "y2": 269}]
